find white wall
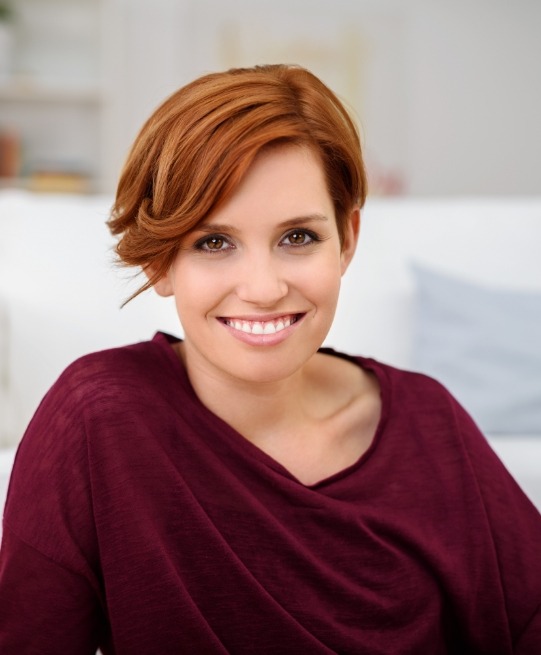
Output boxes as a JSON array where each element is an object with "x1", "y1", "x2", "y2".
[
  {"x1": 105, "y1": 0, "x2": 541, "y2": 196},
  {"x1": 4, "y1": 0, "x2": 538, "y2": 195},
  {"x1": 406, "y1": 0, "x2": 541, "y2": 195}
]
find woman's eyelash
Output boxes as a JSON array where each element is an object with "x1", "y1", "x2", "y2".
[
  {"x1": 193, "y1": 235, "x2": 232, "y2": 253},
  {"x1": 192, "y1": 228, "x2": 322, "y2": 253},
  {"x1": 281, "y1": 229, "x2": 321, "y2": 247}
]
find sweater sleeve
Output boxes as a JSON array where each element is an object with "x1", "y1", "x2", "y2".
[
  {"x1": 452, "y1": 399, "x2": 541, "y2": 652},
  {"x1": 0, "y1": 526, "x2": 104, "y2": 654},
  {"x1": 514, "y1": 602, "x2": 541, "y2": 655},
  {"x1": 0, "y1": 362, "x2": 108, "y2": 654}
]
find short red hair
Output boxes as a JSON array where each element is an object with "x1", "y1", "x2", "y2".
[{"x1": 108, "y1": 64, "x2": 367, "y2": 300}]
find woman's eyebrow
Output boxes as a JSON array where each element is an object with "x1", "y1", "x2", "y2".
[
  {"x1": 196, "y1": 214, "x2": 330, "y2": 234},
  {"x1": 277, "y1": 214, "x2": 330, "y2": 229}
]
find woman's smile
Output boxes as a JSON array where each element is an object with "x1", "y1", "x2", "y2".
[
  {"x1": 220, "y1": 313, "x2": 302, "y2": 335},
  {"x1": 218, "y1": 312, "x2": 306, "y2": 347}
]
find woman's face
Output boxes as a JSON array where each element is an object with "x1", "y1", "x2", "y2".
[{"x1": 154, "y1": 145, "x2": 359, "y2": 386}]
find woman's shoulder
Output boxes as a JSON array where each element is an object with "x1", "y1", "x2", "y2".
[
  {"x1": 322, "y1": 347, "x2": 455, "y2": 405},
  {"x1": 64, "y1": 336, "x2": 156, "y2": 379},
  {"x1": 365, "y1": 356, "x2": 454, "y2": 400},
  {"x1": 321, "y1": 348, "x2": 476, "y2": 449},
  {"x1": 43, "y1": 332, "x2": 182, "y2": 418},
  {"x1": 65, "y1": 332, "x2": 177, "y2": 381}
]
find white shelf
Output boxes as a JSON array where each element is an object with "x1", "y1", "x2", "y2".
[
  {"x1": 0, "y1": 0, "x2": 107, "y2": 191},
  {"x1": 0, "y1": 84, "x2": 101, "y2": 104}
]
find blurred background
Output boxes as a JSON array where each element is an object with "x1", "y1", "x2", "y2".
[
  {"x1": 1, "y1": 0, "x2": 541, "y2": 508},
  {"x1": 0, "y1": 0, "x2": 540, "y2": 197}
]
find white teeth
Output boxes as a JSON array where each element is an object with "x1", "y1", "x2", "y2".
[{"x1": 225, "y1": 316, "x2": 296, "y2": 335}]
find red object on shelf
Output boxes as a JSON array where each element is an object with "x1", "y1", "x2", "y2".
[{"x1": 0, "y1": 128, "x2": 21, "y2": 178}]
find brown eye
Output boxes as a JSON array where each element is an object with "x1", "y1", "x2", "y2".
[
  {"x1": 206, "y1": 237, "x2": 224, "y2": 250},
  {"x1": 281, "y1": 229, "x2": 319, "y2": 247},
  {"x1": 288, "y1": 232, "x2": 307, "y2": 245},
  {"x1": 194, "y1": 234, "x2": 232, "y2": 253}
]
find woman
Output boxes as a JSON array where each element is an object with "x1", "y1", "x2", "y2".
[{"x1": 1, "y1": 64, "x2": 540, "y2": 654}]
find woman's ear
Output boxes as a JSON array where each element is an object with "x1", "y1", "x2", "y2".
[
  {"x1": 145, "y1": 266, "x2": 174, "y2": 297},
  {"x1": 340, "y1": 206, "x2": 361, "y2": 275}
]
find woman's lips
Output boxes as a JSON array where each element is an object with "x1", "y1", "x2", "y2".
[
  {"x1": 221, "y1": 314, "x2": 300, "y2": 335},
  {"x1": 218, "y1": 313, "x2": 305, "y2": 344}
]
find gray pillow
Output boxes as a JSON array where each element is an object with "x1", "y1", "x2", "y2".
[{"x1": 411, "y1": 264, "x2": 541, "y2": 435}]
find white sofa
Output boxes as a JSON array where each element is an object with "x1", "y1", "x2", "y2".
[{"x1": 1, "y1": 190, "x2": 541, "y2": 517}]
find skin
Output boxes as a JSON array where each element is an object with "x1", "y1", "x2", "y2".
[{"x1": 154, "y1": 145, "x2": 381, "y2": 485}]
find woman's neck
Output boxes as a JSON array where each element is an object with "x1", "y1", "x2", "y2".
[
  {"x1": 176, "y1": 341, "x2": 315, "y2": 438},
  {"x1": 174, "y1": 341, "x2": 381, "y2": 486}
]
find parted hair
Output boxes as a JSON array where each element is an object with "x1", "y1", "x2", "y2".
[{"x1": 108, "y1": 64, "x2": 367, "y2": 300}]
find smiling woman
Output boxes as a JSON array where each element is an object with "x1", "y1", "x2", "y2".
[{"x1": 1, "y1": 64, "x2": 540, "y2": 655}]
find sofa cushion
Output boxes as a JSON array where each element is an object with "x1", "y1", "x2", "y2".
[{"x1": 411, "y1": 264, "x2": 541, "y2": 435}]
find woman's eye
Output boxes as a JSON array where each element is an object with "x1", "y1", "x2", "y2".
[
  {"x1": 194, "y1": 235, "x2": 232, "y2": 253},
  {"x1": 281, "y1": 229, "x2": 319, "y2": 247}
]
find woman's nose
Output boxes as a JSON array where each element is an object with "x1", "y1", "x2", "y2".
[{"x1": 235, "y1": 253, "x2": 288, "y2": 306}]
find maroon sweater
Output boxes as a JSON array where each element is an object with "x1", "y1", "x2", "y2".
[{"x1": 1, "y1": 332, "x2": 540, "y2": 654}]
